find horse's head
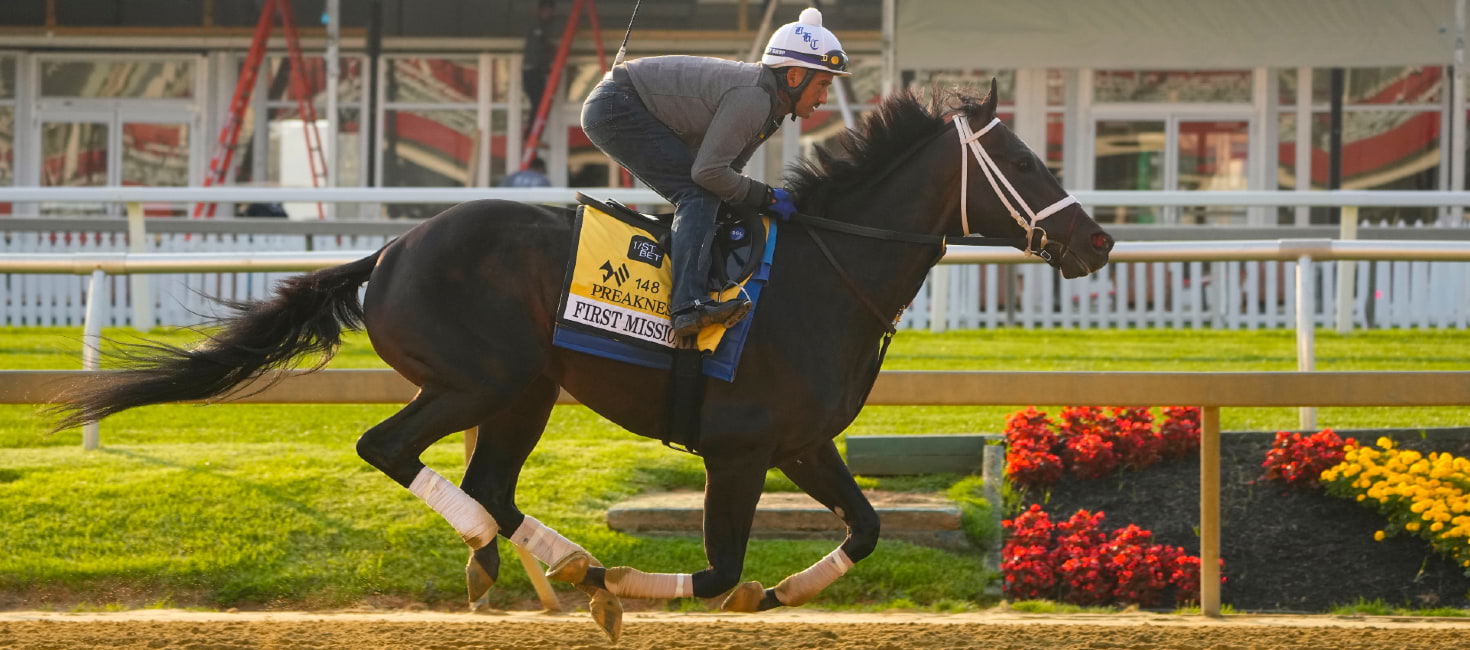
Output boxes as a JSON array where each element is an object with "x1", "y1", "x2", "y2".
[{"x1": 948, "y1": 80, "x2": 1113, "y2": 278}]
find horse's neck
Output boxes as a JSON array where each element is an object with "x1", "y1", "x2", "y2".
[{"x1": 820, "y1": 143, "x2": 959, "y2": 315}]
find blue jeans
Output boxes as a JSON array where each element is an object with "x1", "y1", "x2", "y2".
[{"x1": 581, "y1": 78, "x2": 722, "y2": 314}]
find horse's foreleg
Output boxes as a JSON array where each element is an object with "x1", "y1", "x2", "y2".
[{"x1": 751, "y1": 440, "x2": 879, "y2": 611}]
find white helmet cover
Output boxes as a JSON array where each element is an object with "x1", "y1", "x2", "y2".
[{"x1": 761, "y1": 7, "x2": 851, "y2": 76}]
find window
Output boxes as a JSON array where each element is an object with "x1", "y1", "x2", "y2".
[
  {"x1": 0, "y1": 54, "x2": 15, "y2": 213},
  {"x1": 1281, "y1": 66, "x2": 1444, "y2": 224},
  {"x1": 40, "y1": 59, "x2": 195, "y2": 99},
  {"x1": 380, "y1": 57, "x2": 479, "y2": 218},
  {"x1": 1093, "y1": 70, "x2": 1252, "y2": 103}
]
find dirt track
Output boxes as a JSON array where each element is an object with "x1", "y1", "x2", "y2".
[{"x1": 5, "y1": 609, "x2": 1470, "y2": 649}]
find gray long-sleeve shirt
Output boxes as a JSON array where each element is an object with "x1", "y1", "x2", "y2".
[{"x1": 620, "y1": 56, "x2": 785, "y2": 208}]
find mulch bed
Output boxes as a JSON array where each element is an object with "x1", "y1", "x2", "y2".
[{"x1": 1025, "y1": 427, "x2": 1470, "y2": 612}]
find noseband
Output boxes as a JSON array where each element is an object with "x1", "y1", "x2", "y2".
[{"x1": 952, "y1": 115, "x2": 1079, "y2": 261}]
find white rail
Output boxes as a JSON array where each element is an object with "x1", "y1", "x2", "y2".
[
  {"x1": 5, "y1": 239, "x2": 1470, "y2": 274},
  {"x1": 5, "y1": 186, "x2": 1470, "y2": 206}
]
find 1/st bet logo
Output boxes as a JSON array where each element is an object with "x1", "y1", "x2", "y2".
[{"x1": 627, "y1": 235, "x2": 664, "y2": 268}]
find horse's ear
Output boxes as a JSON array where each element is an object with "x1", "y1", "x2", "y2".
[{"x1": 977, "y1": 77, "x2": 999, "y2": 120}]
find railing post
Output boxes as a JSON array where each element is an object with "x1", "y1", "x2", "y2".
[
  {"x1": 928, "y1": 266, "x2": 950, "y2": 332},
  {"x1": 81, "y1": 269, "x2": 107, "y2": 451},
  {"x1": 464, "y1": 425, "x2": 562, "y2": 612},
  {"x1": 1295, "y1": 254, "x2": 1316, "y2": 430},
  {"x1": 1199, "y1": 406, "x2": 1221, "y2": 617},
  {"x1": 982, "y1": 443, "x2": 1004, "y2": 578},
  {"x1": 1335, "y1": 206, "x2": 1358, "y2": 334},
  {"x1": 126, "y1": 203, "x2": 154, "y2": 331}
]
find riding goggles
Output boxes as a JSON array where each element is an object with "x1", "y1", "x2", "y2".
[{"x1": 764, "y1": 47, "x2": 849, "y2": 73}]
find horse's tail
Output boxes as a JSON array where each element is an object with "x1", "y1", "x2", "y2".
[{"x1": 50, "y1": 248, "x2": 383, "y2": 432}]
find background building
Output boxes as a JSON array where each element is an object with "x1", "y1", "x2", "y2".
[{"x1": 2, "y1": 0, "x2": 1463, "y2": 223}]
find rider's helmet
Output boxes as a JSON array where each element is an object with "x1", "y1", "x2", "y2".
[{"x1": 762, "y1": 8, "x2": 850, "y2": 111}]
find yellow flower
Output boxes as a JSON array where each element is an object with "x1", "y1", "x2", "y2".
[
  {"x1": 1376, "y1": 437, "x2": 1394, "y2": 449},
  {"x1": 1374, "y1": 530, "x2": 1386, "y2": 541},
  {"x1": 1407, "y1": 522, "x2": 1422, "y2": 532},
  {"x1": 1431, "y1": 522, "x2": 1445, "y2": 532},
  {"x1": 1356, "y1": 494, "x2": 1366, "y2": 502}
]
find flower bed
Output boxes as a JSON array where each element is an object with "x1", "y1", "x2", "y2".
[{"x1": 1024, "y1": 428, "x2": 1470, "y2": 611}]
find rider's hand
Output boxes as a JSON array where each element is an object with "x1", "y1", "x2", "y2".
[{"x1": 766, "y1": 187, "x2": 798, "y2": 222}]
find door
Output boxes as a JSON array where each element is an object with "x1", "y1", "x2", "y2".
[
  {"x1": 35, "y1": 109, "x2": 193, "y2": 216},
  {"x1": 38, "y1": 114, "x2": 110, "y2": 215},
  {"x1": 1175, "y1": 119, "x2": 1249, "y2": 224}
]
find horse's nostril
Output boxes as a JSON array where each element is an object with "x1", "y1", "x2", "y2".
[{"x1": 1090, "y1": 232, "x2": 1112, "y2": 251}]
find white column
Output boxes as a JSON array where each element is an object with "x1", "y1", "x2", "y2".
[
  {"x1": 326, "y1": 0, "x2": 340, "y2": 192},
  {"x1": 1294, "y1": 67, "x2": 1312, "y2": 226},
  {"x1": 126, "y1": 203, "x2": 152, "y2": 330},
  {"x1": 1296, "y1": 254, "x2": 1316, "y2": 430},
  {"x1": 1248, "y1": 67, "x2": 1271, "y2": 226},
  {"x1": 881, "y1": 0, "x2": 897, "y2": 95},
  {"x1": 82, "y1": 269, "x2": 107, "y2": 451},
  {"x1": 1335, "y1": 206, "x2": 1359, "y2": 334},
  {"x1": 1451, "y1": 0, "x2": 1467, "y2": 226}
]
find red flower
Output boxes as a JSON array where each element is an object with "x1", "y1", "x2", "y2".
[
  {"x1": 1002, "y1": 506, "x2": 1222, "y2": 607},
  {"x1": 1262, "y1": 428, "x2": 1357, "y2": 488}
]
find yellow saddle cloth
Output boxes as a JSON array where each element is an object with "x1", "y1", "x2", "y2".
[{"x1": 558, "y1": 203, "x2": 770, "y2": 356}]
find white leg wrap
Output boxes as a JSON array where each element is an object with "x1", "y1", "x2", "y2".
[
  {"x1": 773, "y1": 548, "x2": 853, "y2": 607},
  {"x1": 510, "y1": 515, "x2": 590, "y2": 566},
  {"x1": 408, "y1": 467, "x2": 498, "y2": 549},
  {"x1": 603, "y1": 567, "x2": 695, "y2": 599}
]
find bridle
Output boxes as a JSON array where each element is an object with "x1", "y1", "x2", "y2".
[
  {"x1": 792, "y1": 111, "x2": 1083, "y2": 336},
  {"x1": 952, "y1": 115, "x2": 1080, "y2": 262}
]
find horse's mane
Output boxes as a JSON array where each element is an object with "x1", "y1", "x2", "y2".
[{"x1": 786, "y1": 89, "x2": 978, "y2": 213}]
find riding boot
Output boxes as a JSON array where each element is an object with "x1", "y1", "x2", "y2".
[{"x1": 670, "y1": 205, "x2": 751, "y2": 338}]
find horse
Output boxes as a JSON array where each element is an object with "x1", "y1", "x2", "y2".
[{"x1": 52, "y1": 81, "x2": 1113, "y2": 640}]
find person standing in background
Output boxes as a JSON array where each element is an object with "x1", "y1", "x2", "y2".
[
  {"x1": 502, "y1": 156, "x2": 552, "y2": 187},
  {"x1": 522, "y1": 0, "x2": 557, "y2": 138}
]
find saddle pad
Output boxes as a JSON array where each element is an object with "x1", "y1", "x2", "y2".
[{"x1": 552, "y1": 203, "x2": 777, "y2": 382}]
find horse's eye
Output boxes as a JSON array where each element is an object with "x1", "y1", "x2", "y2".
[{"x1": 1015, "y1": 158, "x2": 1034, "y2": 172}]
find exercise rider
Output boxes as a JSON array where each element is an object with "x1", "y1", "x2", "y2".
[{"x1": 581, "y1": 7, "x2": 849, "y2": 338}]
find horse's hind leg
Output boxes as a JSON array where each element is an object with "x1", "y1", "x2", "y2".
[
  {"x1": 457, "y1": 375, "x2": 559, "y2": 610},
  {"x1": 355, "y1": 388, "x2": 512, "y2": 601},
  {"x1": 554, "y1": 448, "x2": 769, "y2": 608},
  {"x1": 742, "y1": 439, "x2": 879, "y2": 611}
]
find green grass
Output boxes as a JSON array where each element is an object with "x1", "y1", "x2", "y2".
[
  {"x1": 2, "y1": 326, "x2": 1468, "y2": 610},
  {"x1": 1329, "y1": 597, "x2": 1470, "y2": 618},
  {"x1": 1007, "y1": 599, "x2": 1120, "y2": 614}
]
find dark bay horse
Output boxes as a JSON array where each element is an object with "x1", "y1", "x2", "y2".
[{"x1": 53, "y1": 83, "x2": 1112, "y2": 640}]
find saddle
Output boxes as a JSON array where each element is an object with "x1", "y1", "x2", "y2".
[{"x1": 575, "y1": 193, "x2": 766, "y2": 293}]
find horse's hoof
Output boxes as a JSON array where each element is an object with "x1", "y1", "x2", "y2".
[
  {"x1": 465, "y1": 548, "x2": 497, "y2": 610},
  {"x1": 589, "y1": 587, "x2": 624, "y2": 642},
  {"x1": 546, "y1": 550, "x2": 591, "y2": 584},
  {"x1": 720, "y1": 580, "x2": 765, "y2": 613}
]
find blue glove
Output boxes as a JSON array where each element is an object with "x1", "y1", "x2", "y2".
[{"x1": 766, "y1": 187, "x2": 798, "y2": 222}]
